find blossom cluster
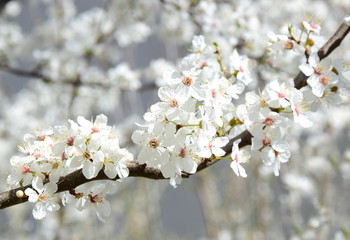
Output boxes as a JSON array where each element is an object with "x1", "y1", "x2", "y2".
[
  {"x1": 7, "y1": 114, "x2": 132, "y2": 220},
  {"x1": 132, "y1": 18, "x2": 350, "y2": 184},
  {"x1": 132, "y1": 35, "x2": 253, "y2": 186}
]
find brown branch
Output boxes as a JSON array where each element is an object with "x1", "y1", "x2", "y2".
[
  {"x1": 294, "y1": 22, "x2": 350, "y2": 89},
  {"x1": 0, "y1": 63, "x2": 44, "y2": 79},
  {"x1": 1, "y1": 21, "x2": 349, "y2": 211},
  {"x1": 0, "y1": 158, "x2": 221, "y2": 209}
]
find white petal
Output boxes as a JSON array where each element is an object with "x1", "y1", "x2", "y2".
[
  {"x1": 95, "y1": 114, "x2": 108, "y2": 126},
  {"x1": 32, "y1": 176, "x2": 44, "y2": 193},
  {"x1": 44, "y1": 182, "x2": 58, "y2": 194},
  {"x1": 25, "y1": 188, "x2": 39, "y2": 202},
  {"x1": 131, "y1": 130, "x2": 146, "y2": 146},
  {"x1": 213, "y1": 137, "x2": 229, "y2": 147},
  {"x1": 138, "y1": 149, "x2": 153, "y2": 164},
  {"x1": 299, "y1": 64, "x2": 314, "y2": 76},
  {"x1": 116, "y1": 164, "x2": 129, "y2": 178},
  {"x1": 238, "y1": 164, "x2": 247, "y2": 178},
  {"x1": 181, "y1": 158, "x2": 197, "y2": 174},
  {"x1": 272, "y1": 140, "x2": 288, "y2": 152},
  {"x1": 32, "y1": 203, "x2": 46, "y2": 220},
  {"x1": 82, "y1": 161, "x2": 97, "y2": 179},
  {"x1": 230, "y1": 162, "x2": 239, "y2": 176},
  {"x1": 104, "y1": 163, "x2": 117, "y2": 179}
]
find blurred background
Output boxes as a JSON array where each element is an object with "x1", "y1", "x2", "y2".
[{"x1": 1, "y1": 0, "x2": 350, "y2": 239}]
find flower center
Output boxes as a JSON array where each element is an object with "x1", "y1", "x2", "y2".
[
  {"x1": 284, "y1": 41, "x2": 293, "y2": 50},
  {"x1": 262, "y1": 138, "x2": 271, "y2": 147},
  {"x1": 83, "y1": 151, "x2": 91, "y2": 159},
  {"x1": 259, "y1": 99, "x2": 268, "y2": 107},
  {"x1": 182, "y1": 76, "x2": 193, "y2": 86},
  {"x1": 200, "y1": 61, "x2": 208, "y2": 69},
  {"x1": 320, "y1": 76, "x2": 329, "y2": 85},
  {"x1": 179, "y1": 148, "x2": 187, "y2": 158},
  {"x1": 38, "y1": 194, "x2": 47, "y2": 202},
  {"x1": 91, "y1": 127, "x2": 100, "y2": 133},
  {"x1": 264, "y1": 117, "x2": 274, "y2": 126},
  {"x1": 149, "y1": 139, "x2": 159, "y2": 149},
  {"x1": 294, "y1": 106, "x2": 300, "y2": 116},
  {"x1": 169, "y1": 99, "x2": 179, "y2": 108},
  {"x1": 38, "y1": 135, "x2": 47, "y2": 141},
  {"x1": 211, "y1": 89, "x2": 217, "y2": 98},
  {"x1": 20, "y1": 165, "x2": 30, "y2": 174},
  {"x1": 90, "y1": 194, "x2": 102, "y2": 203},
  {"x1": 66, "y1": 136, "x2": 75, "y2": 146},
  {"x1": 277, "y1": 92, "x2": 286, "y2": 98},
  {"x1": 314, "y1": 66, "x2": 323, "y2": 75}
]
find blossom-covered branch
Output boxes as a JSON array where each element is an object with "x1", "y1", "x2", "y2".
[
  {"x1": 0, "y1": 154, "x2": 220, "y2": 210},
  {"x1": 0, "y1": 18, "x2": 350, "y2": 222}
]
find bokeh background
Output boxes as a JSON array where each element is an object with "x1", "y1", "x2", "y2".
[{"x1": 1, "y1": 0, "x2": 350, "y2": 239}]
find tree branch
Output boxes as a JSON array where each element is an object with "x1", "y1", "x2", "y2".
[
  {"x1": 0, "y1": 63, "x2": 158, "y2": 91},
  {"x1": 0, "y1": 157, "x2": 220, "y2": 209},
  {"x1": 0, "y1": 21, "x2": 349, "y2": 211}
]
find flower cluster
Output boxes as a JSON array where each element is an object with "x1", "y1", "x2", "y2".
[
  {"x1": 7, "y1": 114, "x2": 133, "y2": 220},
  {"x1": 132, "y1": 19, "x2": 350, "y2": 182},
  {"x1": 132, "y1": 36, "x2": 253, "y2": 186}
]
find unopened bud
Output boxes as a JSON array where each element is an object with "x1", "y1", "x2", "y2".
[{"x1": 16, "y1": 190, "x2": 24, "y2": 198}]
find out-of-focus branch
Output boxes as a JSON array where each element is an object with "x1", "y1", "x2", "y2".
[
  {"x1": 0, "y1": 0, "x2": 12, "y2": 12},
  {"x1": 0, "y1": 63, "x2": 157, "y2": 91},
  {"x1": 0, "y1": 21, "x2": 349, "y2": 211},
  {"x1": 0, "y1": 63, "x2": 44, "y2": 79}
]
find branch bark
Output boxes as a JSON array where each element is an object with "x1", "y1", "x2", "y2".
[{"x1": 0, "y1": 22, "x2": 349, "y2": 210}]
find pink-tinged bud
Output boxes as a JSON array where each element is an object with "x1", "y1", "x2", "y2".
[
  {"x1": 16, "y1": 190, "x2": 24, "y2": 198},
  {"x1": 239, "y1": 66, "x2": 244, "y2": 72},
  {"x1": 34, "y1": 154, "x2": 42, "y2": 159}
]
